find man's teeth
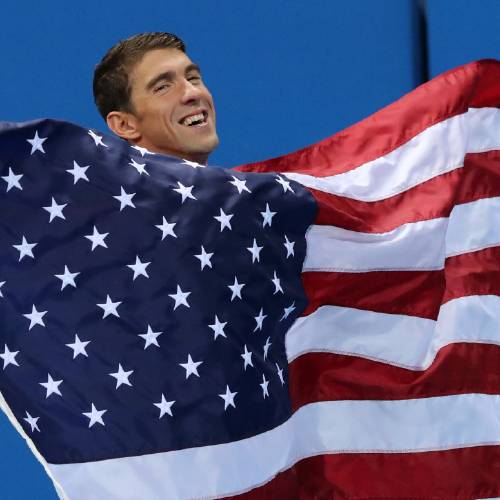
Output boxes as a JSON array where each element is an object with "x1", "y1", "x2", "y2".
[{"x1": 182, "y1": 113, "x2": 205, "y2": 126}]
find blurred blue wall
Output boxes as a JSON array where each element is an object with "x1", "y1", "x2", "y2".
[
  {"x1": 426, "y1": 0, "x2": 500, "y2": 77},
  {"x1": 0, "y1": 0, "x2": 423, "y2": 168},
  {"x1": 0, "y1": 1, "x2": 498, "y2": 498}
]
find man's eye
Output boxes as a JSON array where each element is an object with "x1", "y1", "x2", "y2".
[
  {"x1": 188, "y1": 75, "x2": 201, "y2": 83},
  {"x1": 154, "y1": 83, "x2": 169, "y2": 93}
]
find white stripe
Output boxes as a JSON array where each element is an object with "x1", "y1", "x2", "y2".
[
  {"x1": 47, "y1": 394, "x2": 500, "y2": 500},
  {"x1": 286, "y1": 295, "x2": 500, "y2": 370},
  {"x1": 446, "y1": 196, "x2": 500, "y2": 256},
  {"x1": 304, "y1": 195, "x2": 500, "y2": 272},
  {"x1": 304, "y1": 218, "x2": 447, "y2": 272},
  {"x1": 284, "y1": 107, "x2": 500, "y2": 201}
]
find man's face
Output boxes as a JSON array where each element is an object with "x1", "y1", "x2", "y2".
[{"x1": 127, "y1": 48, "x2": 219, "y2": 163}]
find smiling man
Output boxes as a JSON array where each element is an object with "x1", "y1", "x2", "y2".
[{"x1": 93, "y1": 32, "x2": 219, "y2": 164}]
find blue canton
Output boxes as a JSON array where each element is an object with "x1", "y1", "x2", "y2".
[{"x1": 0, "y1": 119, "x2": 316, "y2": 464}]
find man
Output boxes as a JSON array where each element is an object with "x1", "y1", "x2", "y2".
[{"x1": 93, "y1": 32, "x2": 219, "y2": 165}]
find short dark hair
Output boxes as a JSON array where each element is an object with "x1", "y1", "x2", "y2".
[{"x1": 93, "y1": 32, "x2": 186, "y2": 120}]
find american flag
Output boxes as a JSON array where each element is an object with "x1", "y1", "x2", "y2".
[{"x1": 1, "y1": 59, "x2": 500, "y2": 499}]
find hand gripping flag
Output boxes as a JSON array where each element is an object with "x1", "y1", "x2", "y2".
[{"x1": 1, "y1": 59, "x2": 500, "y2": 499}]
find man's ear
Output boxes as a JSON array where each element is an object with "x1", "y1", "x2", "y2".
[{"x1": 106, "y1": 111, "x2": 141, "y2": 141}]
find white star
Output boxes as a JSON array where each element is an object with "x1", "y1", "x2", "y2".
[
  {"x1": 219, "y1": 385, "x2": 237, "y2": 410},
  {"x1": 241, "y1": 344, "x2": 253, "y2": 370},
  {"x1": 40, "y1": 373, "x2": 63, "y2": 398},
  {"x1": 84, "y1": 225, "x2": 108, "y2": 251},
  {"x1": 113, "y1": 186, "x2": 136, "y2": 211},
  {"x1": 246, "y1": 238, "x2": 263, "y2": 263},
  {"x1": 260, "y1": 374, "x2": 270, "y2": 398},
  {"x1": 13, "y1": 236, "x2": 37, "y2": 261},
  {"x1": 109, "y1": 363, "x2": 134, "y2": 388},
  {"x1": 2, "y1": 167, "x2": 23, "y2": 192},
  {"x1": 82, "y1": 403, "x2": 107, "y2": 427},
  {"x1": 228, "y1": 277, "x2": 245, "y2": 301},
  {"x1": 260, "y1": 203, "x2": 276, "y2": 227},
  {"x1": 0, "y1": 281, "x2": 5, "y2": 297},
  {"x1": 194, "y1": 246, "x2": 214, "y2": 270},
  {"x1": 139, "y1": 325, "x2": 163, "y2": 349},
  {"x1": 276, "y1": 363, "x2": 285, "y2": 385},
  {"x1": 168, "y1": 285, "x2": 191, "y2": 310},
  {"x1": 88, "y1": 129, "x2": 108, "y2": 147},
  {"x1": 263, "y1": 337, "x2": 272, "y2": 360},
  {"x1": 132, "y1": 144, "x2": 153, "y2": 156},
  {"x1": 154, "y1": 394, "x2": 175, "y2": 418},
  {"x1": 126, "y1": 255, "x2": 150, "y2": 280},
  {"x1": 0, "y1": 344, "x2": 19, "y2": 369},
  {"x1": 128, "y1": 158, "x2": 149, "y2": 175},
  {"x1": 97, "y1": 295, "x2": 121, "y2": 318},
  {"x1": 182, "y1": 159, "x2": 205, "y2": 168},
  {"x1": 66, "y1": 161, "x2": 90, "y2": 184},
  {"x1": 229, "y1": 175, "x2": 251, "y2": 194},
  {"x1": 155, "y1": 216, "x2": 177, "y2": 240},
  {"x1": 54, "y1": 265, "x2": 80, "y2": 290},
  {"x1": 27, "y1": 130, "x2": 47, "y2": 154},
  {"x1": 253, "y1": 308, "x2": 267, "y2": 332},
  {"x1": 275, "y1": 175, "x2": 294, "y2": 193},
  {"x1": 65, "y1": 334, "x2": 90, "y2": 359},
  {"x1": 280, "y1": 301, "x2": 296, "y2": 321},
  {"x1": 214, "y1": 208, "x2": 233, "y2": 232},
  {"x1": 179, "y1": 354, "x2": 203, "y2": 379},
  {"x1": 284, "y1": 235, "x2": 295, "y2": 258},
  {"x1": 271, "y1": 271, "x2": 284, "y2": 294},
  {"x1": 173, "y1": 181, "x2": 196, "y2": 203},
  {"x1": 43, "y1": 197, "x2": 67, "y2": 222},
  {"x1": 23, "y1": 412, "x2": 40, "y2": 433},
  {"x1": 23, "y1": 304, "x2": 47, "y2": 330},
  {"x1": 208, "y1": 315, "x2": 227, "y2": 340}
]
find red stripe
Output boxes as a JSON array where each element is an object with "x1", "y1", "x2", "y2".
[
  {"x1": 236, "y1": 60, "x2": 500, "y2": 177},
  {"x1": 288, "y1": 343, "x2": 500, "y2": 409},
  {"x1": 229, "y1": 446, "x2": 500, "y2": 499},
  {"x1": 444, "y1": 246, "x2": 500, "y2": 304},
  {"x1": 311, "y1": 149, "x2": 500, "y2": 233},
  {"x1": 301, "y1": 246, "x2": 500, "y2": 319},
  {"x1": 301, "y1": 269, "x2": 443, "y2": 319}
]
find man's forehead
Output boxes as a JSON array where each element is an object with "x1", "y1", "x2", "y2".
[{"x1": 131, "y1": 48, "x2": 195, "y2": 83}]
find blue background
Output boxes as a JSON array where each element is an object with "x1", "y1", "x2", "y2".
[{"x1": 1, "y1": 1, "x2": 499, "y2": 497}]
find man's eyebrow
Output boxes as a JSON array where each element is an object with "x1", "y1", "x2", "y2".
[
  {"x1": 145, "y1": 64, "x2": 202, "y2": 91},
  {"x1": 185, "y1": 63, "x2": 201, "y2": 75}
]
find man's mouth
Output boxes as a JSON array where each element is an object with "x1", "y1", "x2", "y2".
[{"x1": 179, "y1": 111, "x2": 208, "y2": 127}]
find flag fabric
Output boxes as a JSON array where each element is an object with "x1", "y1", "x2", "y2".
[
  {"x1": 0, "y1": 118, "x2": 315, "y2": 498},
  {"x1": 0, "y1": 59, "x2": 500, "y2": 499},
  {"x1": 235, "y1": 58, "x2": 500, "y2": 499}
]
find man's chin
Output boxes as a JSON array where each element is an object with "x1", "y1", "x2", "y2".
[
  {"x1": 188, "y1": 135, "x2": 220, "y2": 155},
  {"x1": 207, "y1": 134, "x2": 220, "y2": 152}
]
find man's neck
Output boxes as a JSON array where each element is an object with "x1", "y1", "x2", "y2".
[{"x1": 130, "y1": 140, "x2": 208, "y2": 165}]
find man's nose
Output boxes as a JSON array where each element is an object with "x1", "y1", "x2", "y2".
[{"x1": 180, "y1": 79, "x2": 203, "y2": 103}]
